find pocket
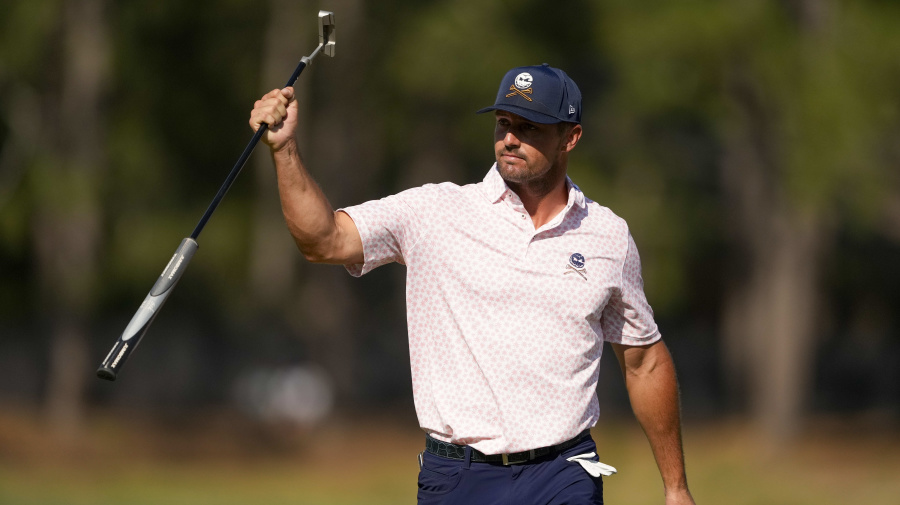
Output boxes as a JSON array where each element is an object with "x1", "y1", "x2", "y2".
[{"x1": 417, "y1": 453, "x2": 463, "y2": 498}]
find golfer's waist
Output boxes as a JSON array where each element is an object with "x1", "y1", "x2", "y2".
[{"x1": 424, "y1": 430, "x2": 591, "y2": 465}]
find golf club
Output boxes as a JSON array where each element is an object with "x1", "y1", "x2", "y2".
[{"x1": 96, "y1": 10, "x2": 336, "y2": 381}]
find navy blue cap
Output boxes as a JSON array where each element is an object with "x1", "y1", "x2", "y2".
[{"x1": 477, "y1": 64, "x2": 582, "y2": 124}]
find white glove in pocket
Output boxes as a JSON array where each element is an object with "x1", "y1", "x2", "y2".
[{"x1": 566, "y1": 452, "x2": 618, "y2": 477}]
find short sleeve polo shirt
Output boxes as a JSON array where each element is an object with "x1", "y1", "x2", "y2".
[{"x1": 339, "y1": 165, "x2": 660, "y2": 455}]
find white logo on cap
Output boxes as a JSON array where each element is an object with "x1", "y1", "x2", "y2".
[
  {"x1": 514, "y1": 72, "x2": 533, "y2": 90},
  {"x1": 569, "y1": 105, "x2": 576, "y2": 115}
]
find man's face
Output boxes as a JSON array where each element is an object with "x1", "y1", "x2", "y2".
[{"x1": 493, "y1": 111, "x2": 575, "y2": 185}]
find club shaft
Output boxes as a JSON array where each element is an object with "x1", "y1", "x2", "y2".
[{"x1": 190, "y1": 57, "x2": 311, "y2": 240}]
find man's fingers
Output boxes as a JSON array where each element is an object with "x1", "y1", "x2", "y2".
[
  {"x1": 249, "y1": 87, "x2": 295, "y2": 144},
  {"x1": 261, "y1": 102, "x2": 288, "y2": 124},
  {"x1": 263, "y1": 87, "x2": 291, "y2": 103},
  {"x1": 249, "y1": 101, "x2": 289, "y2": 131},
  {"x1": 250, "y1": 113, "x2": 282, "y2": 131},
  {"x1": 263, "y1": 87, "x2": 292, "y2": 105}
]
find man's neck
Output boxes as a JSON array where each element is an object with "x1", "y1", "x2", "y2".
[{"x1": 506, "y1": 170, "x2": 569, "y2": 230}]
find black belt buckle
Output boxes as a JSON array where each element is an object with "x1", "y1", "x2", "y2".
[{"x1": 501, "y1": 450, "x2": 535, "y2": 465}]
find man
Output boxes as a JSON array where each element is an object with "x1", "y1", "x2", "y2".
[{"x1": 249, "y1": 64, "x2": 695, "y2": 505}]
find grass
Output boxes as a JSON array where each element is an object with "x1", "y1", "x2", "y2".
[{"x1": 0, "y1": 409, "x2": 898, "y2": 504}]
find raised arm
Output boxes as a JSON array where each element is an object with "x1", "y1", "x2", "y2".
[
  {"x1": 249, "y1": 87, "x2": 363, "y2": 265},
  {"x1": 611, "y1": 340, "x2": 695, "y2": 505}
]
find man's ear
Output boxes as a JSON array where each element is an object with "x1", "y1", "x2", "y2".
[{"x1": 563, "y1": 124, "x2": 583, "y2": 152}]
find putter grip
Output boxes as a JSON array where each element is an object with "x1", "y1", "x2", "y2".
[{"x1": 96, "y1": 238, "x2": 199, "y2": 381}]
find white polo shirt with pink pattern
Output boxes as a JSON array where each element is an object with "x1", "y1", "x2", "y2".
[{"x1": 340, "y1": 165, "x2": 660, "y2": 455}]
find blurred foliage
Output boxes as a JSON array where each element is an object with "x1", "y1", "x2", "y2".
[
  {"x1": 0, "y1": 0, "x2": 898, "y2": 426},
  {"x1": 581, "y1": 0, "x2": 900, "y2": 310}
]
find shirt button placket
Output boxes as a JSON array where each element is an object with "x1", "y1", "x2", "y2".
[{"x1": 522, "y1": 227, "x2": 538, "y2": 259}]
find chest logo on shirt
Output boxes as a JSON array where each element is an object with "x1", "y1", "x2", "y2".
[{"x1": 565, "y1": 253, "x2": 587, "y2": 280}]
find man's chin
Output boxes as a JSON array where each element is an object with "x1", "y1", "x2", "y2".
[
  {"x1": 496, "y1": 162, "x2": 528, "y2": 183},
  {"x1": 497, "y1": 169, "x2": 525, "y2": 185}
]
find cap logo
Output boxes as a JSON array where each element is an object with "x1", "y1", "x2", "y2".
[
  {"x1": 514, "y1": 72, "x2": 533, "y2": 90},
  {"x1": 505, "y1": 72, "x2": 535, "y2": 102},
  {"x1": 506, "y1": 85, "x2": 533, "y2": 101},
  {"x1": 569, "y1": 104, "x2": 576, "y2": 115}
]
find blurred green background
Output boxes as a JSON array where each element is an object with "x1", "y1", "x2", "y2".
[{"x1": 1, "y1": 0, "x2": 899, "y2": 503}]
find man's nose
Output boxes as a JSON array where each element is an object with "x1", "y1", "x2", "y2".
[{"x1": 503, "y1": 131, "x2": 520, "y2": 147}]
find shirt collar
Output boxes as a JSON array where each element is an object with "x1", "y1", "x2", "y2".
[
  {"x1": 483, "y1": 164, "x2": 509, "y2": 203},
  {"x1": 482, "y1": 164, "x2": 586, "y2": 210}
]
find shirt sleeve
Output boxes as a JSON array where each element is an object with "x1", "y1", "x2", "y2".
[
  {"x1": 338, "y1": 186, "x2": 428, "y2": 277},
  {"x1": 600, "y1": 232, "x2": 661, "y2": 345}
]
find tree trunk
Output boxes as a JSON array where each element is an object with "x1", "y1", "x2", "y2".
[
  {"x1": 719, "y1": 0, "x2": 836, "y2": 445},
  {"x1": 752, "y1": 210, "x2": 824, "y2": 441},
  {"x1": 36, "y1": 0, "x2": 109, "y2": 440},
  {"x1": 719, "y1": 64, "x2": 829, "y2": 443},
  {"x1": 248, "y1": 0, "x2": 311, "y2": 309}
]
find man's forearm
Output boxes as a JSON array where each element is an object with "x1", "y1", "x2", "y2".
[{"x1": 618, "y1": 342, "x2": 693, "y2": 502}]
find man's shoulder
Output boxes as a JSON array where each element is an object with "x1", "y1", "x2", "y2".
[
  {"x1": 394, "y1": 179, "x2": 484, "y2": 205},
  {"x1": 580, "y1": 196, "x2": 630, "y2": 234}
]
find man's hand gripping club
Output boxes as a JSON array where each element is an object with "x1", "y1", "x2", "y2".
[{"x1": 250, "y1": 87, "x2": 299, "y2": 152}]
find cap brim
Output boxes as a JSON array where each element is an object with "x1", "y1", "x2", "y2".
[{"x1": 475, "y1": 104, "x2": 562, "y2": 124}]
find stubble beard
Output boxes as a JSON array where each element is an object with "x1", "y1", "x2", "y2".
[{"x1": 496, "y1": 151, "x2": 562, "y2": 198}]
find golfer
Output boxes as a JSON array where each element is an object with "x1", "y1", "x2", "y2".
[{"x1": 249, "y1": 64, "x2": 695, "y2": 505}]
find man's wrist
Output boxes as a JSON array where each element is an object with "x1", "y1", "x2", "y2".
[
  {"x1": 664, "y1": 486, "x2": 694, "y2": 504},
  {"x1": 664, "y1": 482, "x2": 691, "y2": 495},
  {"x1": 271, "y1": 138, "x2": 299, "y2": 161}
]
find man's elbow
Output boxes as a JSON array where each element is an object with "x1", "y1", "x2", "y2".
[
  {"x1": 300, "y1": 248, "x2": 330, "y2": 264},
  {"x1": 286, "y1": 212, "x2": 361, "y2": 265},
  {"x1": 284, "y1": 223, "x2": 337, "y2": 264},
  {"x1": 296, "y1": 236, "x2": 358, "y2": 265},
  {"x1": 297, "y1": 241, "x2": 342, "y2": 264}
]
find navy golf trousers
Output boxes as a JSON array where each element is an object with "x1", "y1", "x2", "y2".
[{"x1": 416, "y1": 435, "x2": 603, "y2": 505}]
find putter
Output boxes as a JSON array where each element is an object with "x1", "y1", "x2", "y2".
[{"x1": 96, "y1": 11, "x2": 336, "y2": 381}]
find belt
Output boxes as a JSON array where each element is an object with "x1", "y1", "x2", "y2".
[{"x1": 424, "y1": 430, "x2": 591, "y2": 466}]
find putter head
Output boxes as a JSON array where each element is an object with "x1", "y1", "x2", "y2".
[{"x1": 318, "y1": 11, "x2": 335, "y2": 57}]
